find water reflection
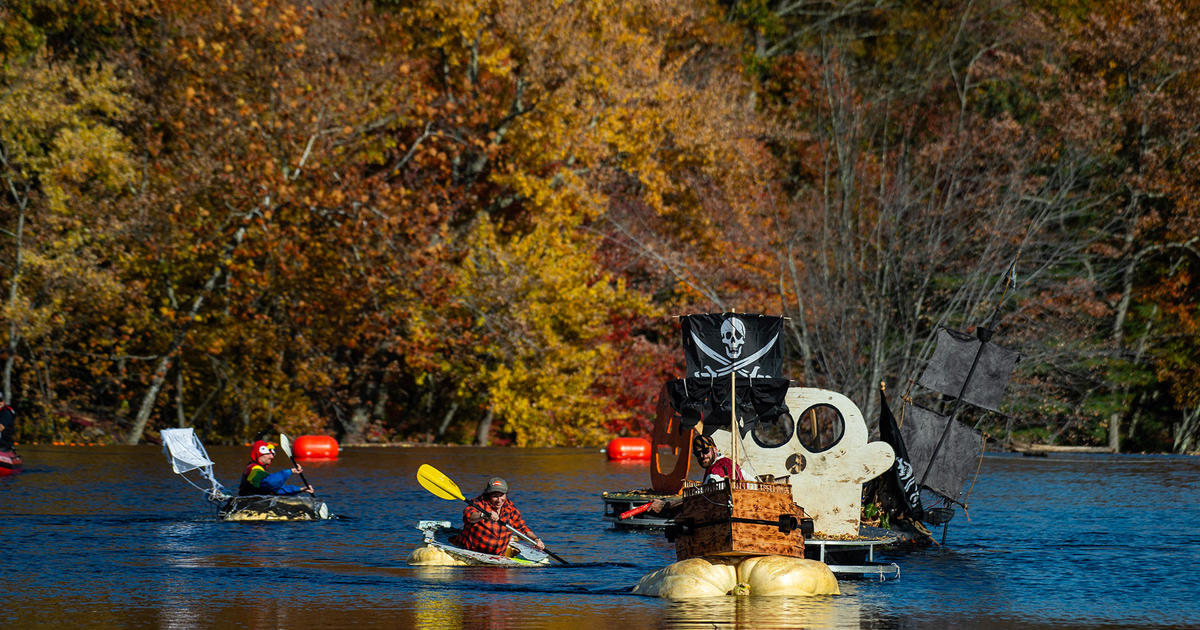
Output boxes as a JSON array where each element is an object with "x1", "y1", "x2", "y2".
[
  {"x1": 660, "y1": 594, "x2": 855, "y2": 629},
  {"x1": 156, "y1": 522, "x2": 210, "y2": 630},
  {"x1": 413, "y1": 590, "x2": 466, "y2": 628}
]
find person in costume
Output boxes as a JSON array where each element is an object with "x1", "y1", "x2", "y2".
[
  {"x1": 647, "y1": 434, "x2": 745, "y2": 513},
  {"x1": 692, "y1": 433, "x2": 745, "y2": 484},
  {"x1": 237, "y1": 440, "x2": 313, "y2": 496},
  {"x1": 450, "y1": 476, "x2": 545, "y2": 555}
]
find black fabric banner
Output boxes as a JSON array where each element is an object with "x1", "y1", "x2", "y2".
[
  {"x1": 681, "y1": 314, "x2": 784, "y2": 379},
  {"x1": 665, "y1": 376, "x2": 791, "y2": 437},
  {"x1": 877, "y1": 392, "x2": 924, "y2": 521}
]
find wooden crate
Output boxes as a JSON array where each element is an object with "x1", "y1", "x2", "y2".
[{"x1": 669, "y1": 480, "x2": 811, "y2": 560}]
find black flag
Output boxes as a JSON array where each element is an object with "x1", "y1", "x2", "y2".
[
  {"x1": 681, "y1": 313, "x2": 784, "y2": 378},
  {"x1": 879, "y1": 391, "x2": 923, "y2": 521}
]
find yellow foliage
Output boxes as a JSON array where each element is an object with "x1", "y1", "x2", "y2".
[{"x1": 454, "y1": 217, "x2": 651, "y2": 446}]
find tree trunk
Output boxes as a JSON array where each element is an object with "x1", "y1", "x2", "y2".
[
  {"x1": 436, "y1": 402, "x2": 459, "y2": 440},
  {"x1": 1175, "y1": 403, "x2": 1200, "y2": 454},
  {"x1": 175, "y1": 364, "x2": 186, "y2": 428},
  {"x1": 2, "y1": 175, "x2": 27, "y2": 404},
  {"x1": 344, "y1": 404, "x2": 370, "y2": 444},
  {"x1": 475, "y1": 408, "x2": 493, "y2": 446},
  {"x1": 125, "y1": 226, "x2": 245, "y2": 445}
]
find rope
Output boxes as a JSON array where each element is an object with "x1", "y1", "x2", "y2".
[{"x1": 960, "y1": 431, "x2": 987, "y2": 520}]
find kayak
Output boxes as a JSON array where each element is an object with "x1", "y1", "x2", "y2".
[
  {"x1": 408, "y1": 520, "x2": 551, "y2": 567},
  {"x1": 217, "y1": 494, "x2": 330, "y2": 521},
  {"x1": 0, "y1": 449, "x2": 20, "y2": 477}
]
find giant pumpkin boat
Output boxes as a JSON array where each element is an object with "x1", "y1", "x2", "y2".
[
  {"x1": 606, "y1": 310, "x2": 1020, "y2": 580},
  {"x1": 605, "y1": 313, "x2": 902, "y2": 579}
]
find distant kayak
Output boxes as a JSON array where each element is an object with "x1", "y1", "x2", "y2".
[
  {"x1": 0, "y1": 449, "x2": 21, "y2": 477},
  {"x1": 408, "y1": 520, "x2": 551, "y2": 567}
]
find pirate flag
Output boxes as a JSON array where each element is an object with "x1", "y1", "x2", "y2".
[
  {"x1": 877, "y1": 391, "x2": 923, "y2": 521},
  {"x1": 670, "y1": 313, "x2": 789, "y2": 433},
  {"x1": 681, "y1": 313, "x2": 784, "y2": 378}
]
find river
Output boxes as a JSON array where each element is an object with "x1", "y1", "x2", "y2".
[{"x1": 2, "y1": 445, "x2": 1197, "y2": 629}]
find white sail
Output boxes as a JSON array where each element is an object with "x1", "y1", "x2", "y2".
[{"x1": 161, "y1": 428, "x2": 229, "y2": 501}]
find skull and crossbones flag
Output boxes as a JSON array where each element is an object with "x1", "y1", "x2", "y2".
[
  {"x1": 681, "y1": 313, "x2": 784, "y2": 378},
  {"x1": 670, "y1": 313, "x2": 789, "y2": 434},
  {"x1": 876, "y1": 391, "x2": 924, "y2": 521}
]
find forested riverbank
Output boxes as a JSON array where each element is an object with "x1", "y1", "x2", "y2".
[{"x1": 2, "y1": 0, "x2": 1197, "y2": 452}]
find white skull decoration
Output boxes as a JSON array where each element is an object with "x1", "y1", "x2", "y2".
[{"x1": 720, "y1": 317, "x2": 746, "y2": 359}]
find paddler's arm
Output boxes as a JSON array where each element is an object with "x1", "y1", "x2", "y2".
[
  {"x1": 464, "y1": 503, "x2": 501, "y2": 523},
  {"x1": 649, "y1": 497, "x2": 683, "y2": 513},
  {"x1": 516, "y1": 522, "x2": 544, "y2": 550},
  {"x1": 256, "y1": 469, "x2": 313, "y2": 495}
]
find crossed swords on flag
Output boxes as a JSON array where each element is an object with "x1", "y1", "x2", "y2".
[{"x1": 689, "y1": 332, "x2": 780, "y2": 378}]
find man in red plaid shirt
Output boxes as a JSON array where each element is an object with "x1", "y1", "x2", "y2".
[{"x1": 450, "y1": 476, "x2": 545, "y2": 555}]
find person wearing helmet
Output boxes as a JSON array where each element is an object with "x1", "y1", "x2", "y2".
[
  {"x1": 236, "y1": 440, "x2": 314, "y2": 496},
  {"x1": 648, "y1": 433, "x2": 745, "y2": 513},
  {"x1": 449, "y1": 476, "x2": 545, "y2": 555}
]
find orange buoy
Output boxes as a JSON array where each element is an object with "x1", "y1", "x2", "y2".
[
  {"x1": 293, "y1": 434, "x2": 339, "y2": 460},
  {"x1": 606, "y1": 437, "x2": 651, "y2": 461}
]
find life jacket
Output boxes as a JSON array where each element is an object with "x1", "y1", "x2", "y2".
[{"x1": 238, "y1": 461, "x2": 272, "y2": 496}]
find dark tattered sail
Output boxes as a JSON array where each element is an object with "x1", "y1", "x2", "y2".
[
  {"x1": 899, "y1": 402, "x2": 983, "y2": 504},
  {"x1": 917, "y1": 327, "x2": 1020, "y2": 412}
]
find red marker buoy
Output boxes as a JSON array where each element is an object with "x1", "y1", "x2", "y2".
[
  {"x1": 606, "y1": 437, "x2": 651, "y2": 460},
  {"x1": 293, "y1": 435, "x2": 339, "y2": 460}
]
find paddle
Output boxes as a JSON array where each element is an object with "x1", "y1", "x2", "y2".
[
  {"x1": 416, "y1": 463, "x2": 569, "y2": 565},
  {"x1": 619, "y1": 503, "x2": 654, "y2": 520},
  {"x1": 278, "y1": 433, "x2": 314, "y2": 496}
]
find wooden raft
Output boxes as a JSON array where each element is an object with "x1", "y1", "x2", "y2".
[{"x1": 668, "y1": 479, "x2": 812, "y2": 561}]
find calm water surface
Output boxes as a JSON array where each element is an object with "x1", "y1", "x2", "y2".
[{"x1": 2, "y1": 445, "x2": 1197, "y2": 629}]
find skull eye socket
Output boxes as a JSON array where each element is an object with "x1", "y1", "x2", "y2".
[
  {"x1": 751, "y1": 411, "x2": 795, "y2": 449},
  {"x1": 794, "y1": 403, "x2": 845, "y2": 453}
]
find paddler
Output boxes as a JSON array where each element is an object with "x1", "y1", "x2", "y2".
[
  {"x1": 237, "y1": 440, "x2": 314, "y2": 496},
  {"x1": 450, "y1": 476, "x2": 546, "y2": 554},
  {"x1": 0, "y1": 392, "x2": 15, "y2": 453},
  {"x1": 647, "y1": 434, "x2": 745, "y2": 513}
]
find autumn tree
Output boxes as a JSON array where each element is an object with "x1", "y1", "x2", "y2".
[
  {"x1": 1028, "y1": 0, "x2": 1200, "y2": 452},
  {"x1": 0, "y1": 48, "x2": 137, "y2": 440}
]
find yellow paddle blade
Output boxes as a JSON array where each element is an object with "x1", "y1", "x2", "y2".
[{"x1": 417, "y1": 464, "x2": 466, "y2": 502}]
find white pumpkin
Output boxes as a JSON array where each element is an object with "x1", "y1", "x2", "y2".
[
  {"x1": 633, "y1": 555, "x2": 839, "y2": 598},
  {"x1": 736, "y1": 555, "x2": 840, "y2": 596},
  {"x1": 631, "y1": 557, "x2": 739, "y2": 598},
  {"x1": 407, "y1": 544, "x2": 468, "y2": 566}
]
